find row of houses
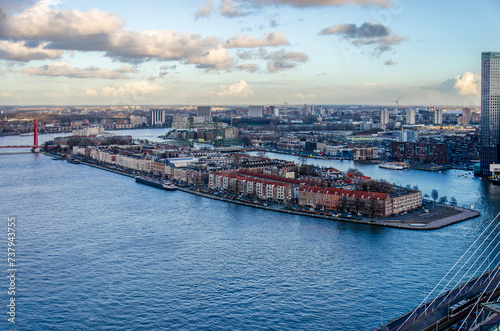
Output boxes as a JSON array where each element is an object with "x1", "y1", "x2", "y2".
[
  {"x1": 75, "y1": 147, "x2": 208, "y2": 185},
  {"x1": 298, "y1": 185, "x2": 422, "y2": 217},
  {"x1": 208, "y1": 171, "x2": 308, "y2": 203}
]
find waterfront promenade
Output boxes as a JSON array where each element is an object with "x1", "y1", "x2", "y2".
[
  {"x1": 178, "y1": 187, "x2": 479, "y2": 230},
  {"x1": 74, "y1": 156, "x2": 479, "y2": 230}
]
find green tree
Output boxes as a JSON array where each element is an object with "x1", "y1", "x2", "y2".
[
  {"x1": 450, "y1": 197, "x2": 457, "y2": 206},
  {"x1": 439, "y1": 196, "x2": 448, "y2": 204}
]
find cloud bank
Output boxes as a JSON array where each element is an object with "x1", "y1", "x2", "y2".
[
  {"x1": 0, "y1": 0, "x2": 304, "y2": 73},
  {"x1": 319, "y1": 22, "x2": 407, "y2": 56},
  {"x1": 21, "y1": 61, "x2": 135, "y2": 79}
]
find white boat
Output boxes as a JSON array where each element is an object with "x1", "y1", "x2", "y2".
[
  {"x1": 379, "y1": 162, "x2": 405, "y2": 170},
  {"x1": 20, "y1": 132, "x2": 34, "y2": 136},
  {"x1": 162, "y1": 182, "x2": 177, "y2": 190}
]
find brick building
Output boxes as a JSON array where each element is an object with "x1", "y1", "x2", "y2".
[{"x1": 390, "y1": 142, "x2": 447, "y2": 164}]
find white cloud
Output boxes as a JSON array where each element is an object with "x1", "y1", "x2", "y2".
[
  {"x1": 261, "y1": 49, "x2": 308, "y2": 72},
  {"x1": 220, "y1": 0, "x2": 249, "y2": 17},
  {"x1": 454, "y1": 72, "x2": 480, "y2": 96},
  {"x1": 215, "y1": 80, "x2": 253, "y2": 97},
  {"x1": 294, "y1": 93, "x2": 316, "y2": 98},
  {"x1": 0, "y1": 40, "x2": 63, "y2": 61},
  {"x1": 0, "y1": 0, "x2": 302, "y2": 74},
  {"x1": 101, "y1": 81, "x2": 163, "y2": 97},
  {"x1": 215, "y1": 0, "x2": 390, "y2": 17},
  {"x1": 185, "y1": 44, "x2": 234, "y2": 70},
  {"x1": 195, "y1": 0, "x2": 213, "y2": 18},
  {"x1": 0, "y1": 1, "x2": 125, "y2": 41},
  {"x1": 21, "y1": 61, "x2": 133, "y2": 79},
  {"x1": 0, "y1": 92, "x2": 13, "y2": 97},
  {"x1": 247, "y1": 0, "x2": 390, "y2": 7},
  {"x1": 225, "y1": 32, "x2": 288, "y2": 48},
  {"x1": 200, "y1": 0, "x2": 390, "y2": 19},
  {"x1": 85, "y1": 89, "x2": 98, "y2": 96}
]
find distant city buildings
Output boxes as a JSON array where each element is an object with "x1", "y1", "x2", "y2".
[
  {"x1": 406, "y1": 108, "x2": 416, "y2": 125},
  {"x1": 380, "y1": 109, "x2": 389, "y2": 126},
  {"x1": 197, "y1": 106, "x2": 212, "y2": 122},
  {"x1": 397, "y1": 130, "x2": 418, "y2": 143},
  {"x1": 352, "y1": 147, "x2": 377, "y2": 161},
  {"x1": 462, "y1": 107, "x2": 472, "y2": 125},
  {"x1": 130, "y1": 115, "x2": 148, "y2": 127},
  {"x1": 434, "y1": 109, "x2": 443, "y2": 125},
  {"x1": 391, "y1": 142, "x2": 447, "y2": 164},
  {"x1": 480, "y1": 51, "x2": 500, "y2": 175},
  {"x1": 248, "y1": 106, "x2": 264, "y2": 117},
  {"x1": 150, "y1": 109, "x2": 165, "y2": 126}
]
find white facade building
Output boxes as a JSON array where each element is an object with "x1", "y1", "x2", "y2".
[
  {"x1": 150, "y1": 109, "x2": 165, "y2": 126},
  {"x1": 380, "y1": 109, "x2": 389, "y2": 126},
  {"x1": 248, "y1": 106, "x2": 264, "y2": 117}
]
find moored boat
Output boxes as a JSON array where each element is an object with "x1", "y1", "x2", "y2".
[
  {"x1": 136, "y1": 176, "x2": 176, "y2": 190},
  {"x1": 163, "y1": 182, "x2": 177, "y2": 190},
  {"x1": 379, "y1": 162, "x2": 405, "y2": 170}
]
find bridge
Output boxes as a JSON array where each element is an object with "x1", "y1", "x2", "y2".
[
  {"x1": 0, "y1": 119, "x2": 41, "y2": 152},
  {"x1": 376, "y1": 267, "x2": 500, "y2": 330},
  {"x1": 377, "y1": 213, "x2": 500, "y2": 331}
]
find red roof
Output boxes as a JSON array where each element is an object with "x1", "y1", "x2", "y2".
[{"x1": 299, "y1": 185, "x2": 388, "y2": 201}]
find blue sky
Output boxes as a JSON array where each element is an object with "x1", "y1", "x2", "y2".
[{"x1": 0, "y1": 0, "x2": 498, "y2": 106}]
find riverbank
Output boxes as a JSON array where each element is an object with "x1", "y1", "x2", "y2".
[
  {"x1": 55, "y1": 154, "x2": 479, "y2": 230},
  {"x1": 176, "y1": 187, "x2": 479, "y2": 230}
]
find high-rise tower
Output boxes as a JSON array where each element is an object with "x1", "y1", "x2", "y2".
[
  {"x1": 406, "y1": 108, "x2": 415, "y2": 125},
  {"x1": 480, "y1": 52, "x2": 500, "y2": 175},
  {"x1": 434, "y1": 109, "x2": 443, "y2": 125},
  {"x1": 380, "y1": 108, "x2": 389, "y2": 126}
]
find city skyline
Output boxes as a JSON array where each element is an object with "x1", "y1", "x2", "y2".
[{"x1": 0, "y1": 0, "x2": 498, "y2": 106}]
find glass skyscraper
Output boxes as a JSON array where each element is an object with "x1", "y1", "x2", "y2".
[{"x1": 480, "y1": 52, "x2": 500, "y2": 175}]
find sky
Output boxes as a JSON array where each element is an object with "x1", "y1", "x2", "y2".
[{"x1": 0, "y1": 0, "x2": 498, "y2": 106}]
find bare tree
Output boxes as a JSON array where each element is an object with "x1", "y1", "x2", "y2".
[{"x1": 431, "y1": 189, "x2": 439, "y2": 204}]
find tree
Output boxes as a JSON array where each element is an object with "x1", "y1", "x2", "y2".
[
  {"x1": 431, "y1": 189, "x2": 439, "y2": 203},
  {"x1": 354, "y1": 198, "x2": 361, "y2": 218},
  {"x1": 257, "y1": 150, "x2": 267, "y2": 158},
  {"x1": 347, "y1": 167, "x2": 363, "y2": 176},
  {"x1": 370, "y1": 199, "x2": 377, "y2": 222},
  {"x1": 413, "y1": 185, "x2": 419, "y2": 191},
  {"x1": 240, "y1": 135, "x2": 252, "y2": 147},
  {"x1": 339, "y1": 196, "x2": 347, "y2": 216},
  {"x1": 423, "y1": 193, "x2": 429, "y2": 200},
  {"x1": 358, "y1": 179, "x2": 394, "y2": 194},
  {"x1": 439, "y1": 196, "x2": 448, "y2": 204},
  {"x1": 450, "y1": 197, "x2": 457, "y2": 206}
]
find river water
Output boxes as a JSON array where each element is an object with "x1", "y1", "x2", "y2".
[{"x1": 1, "y1": 129, "x2": 500, "y2": 330}]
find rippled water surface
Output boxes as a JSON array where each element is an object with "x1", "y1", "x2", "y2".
[{"x1": 1, "y1": 132, "x2": 500, "y2": 330}]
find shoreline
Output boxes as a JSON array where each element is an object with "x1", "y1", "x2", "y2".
[
  {"x1": 63, "y1": 154, "x2": 479, "y2": 230},
  {"x1": 176, "y1": 187, "x2": 479, "y2": 230}
]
